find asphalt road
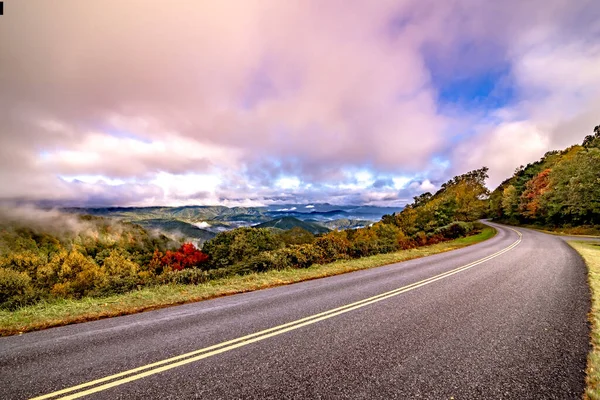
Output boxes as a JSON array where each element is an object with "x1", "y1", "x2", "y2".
[{"x1": 0, "y1": 222, "x2": 591, "y2": 399}]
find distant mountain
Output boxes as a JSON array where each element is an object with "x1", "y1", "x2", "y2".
[
  {"x1": 134, "y1": 219, "x2": 215, "y2": 244},
  {"x1": 266, "y1": 209, "x2": 348, "y2": 220},
  {"x1": 63, "y1": 204, "x2": 404, "y2": 238},
  {"x1": 264, "y1": 205, "x2": 403, "y2": 221},
  {"x1": 254, "y1": 217, "x2": 330, "y2": 235},
  {"x1": 320, "y1": 218, "x2": 373, "y2": 230},
  {"x1": 63, "y1": 206, "x2": 269, "y2": 223}
]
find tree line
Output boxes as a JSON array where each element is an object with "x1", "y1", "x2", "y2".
[{"x1": 489, "y1": 125, "x2": 600, "y2": 227}]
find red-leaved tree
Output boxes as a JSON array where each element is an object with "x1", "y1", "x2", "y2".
[{"x1": 158, "y1": 243, "x2": 209, "y2": 271}]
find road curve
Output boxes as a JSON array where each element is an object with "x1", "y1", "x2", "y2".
[{"x1": 0, "y1": 222, "x2": 590, "y2": 399}]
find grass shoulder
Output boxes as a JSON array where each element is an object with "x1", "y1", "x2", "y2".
[
  {"x1": 0, "y1": 226, "x2": 496, "y2": 336},
  {"x1": 493, "y1": 220, "x2": 600, "y2": 237},
  {"x1": 569, "y1": 241, "x2": 600, "y2": 400}
]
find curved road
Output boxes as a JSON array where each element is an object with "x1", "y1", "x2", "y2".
[{"x1": 0, "y1": 222, "x2": 591, "y2": 399}]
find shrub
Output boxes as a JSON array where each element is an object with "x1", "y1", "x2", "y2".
[
  {"x1": 240, "y1": 251, "x2": 286, "y2": 273},
  {"x1": 202, "y1": 228, "x2": 283, "y2": 269},
  {"x1": 35, "y1": 248, "x2": 68, "y2": 290},
  {"x1": 372, "y1": 223, "x2": 405, "y2": 254},
  {"x1": 273, "y1": 244, "x2": 322, "y2": 269},
  {"x1": 160, "y1": 243, "x2": 209, "y2": 271},
  {"x1": 50, "y1": 250, "x2": 107, "y2": 298},
  {"x1": 314, "y1": 231, "x2": 350, "y2": 263},
  {"x1": 101, "y1": 250, "x2": 142, "y2": 294},
  {"x1": 414, "y1": 231, "x2": 428, "y2": 246},
  {"x1": 0, "y1": 250, "x2": 45, "y2": 277},
  {"x1": 0, "y1": 267, "x2": 36, "y2": 309},
  {"x1": 164, "y1": 268, "x2": 210, "y2": 285},
  {"x1": 433, "y1": 222, "x2": 474, "y2": 239},
  {"x1": 347, "y1": 228, "x2": 379, "y2": 258}
]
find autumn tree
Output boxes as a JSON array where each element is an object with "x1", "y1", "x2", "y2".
[{"x1": 519, "y1": 169, "x2": 551, "y2": 220}]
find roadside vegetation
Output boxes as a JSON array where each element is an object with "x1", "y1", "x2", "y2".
[
  {"x1": 568, "y1": 241, "x2": 600, "y2": 400},
  {"x1": 0, "y1": 167, "x2": 492, "y2": 324},
  {"x1": 489, "y1": 125, "x2": 600, "y2": 231},
  {"x1": 0, "y1": 226, "x2": 495, "y2": 335}
]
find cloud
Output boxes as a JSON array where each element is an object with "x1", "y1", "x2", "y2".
[
  {"x1": 0, "y1": 1, "x2": 598, "y2": 205},
  {"x1": 450, "y1": 5, "x2": 600, "y2": 187}
]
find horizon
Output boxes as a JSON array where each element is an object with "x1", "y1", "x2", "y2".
[
  {"x1": 1, "y1": 1, "x2": 599, "y2": 208},
  {"x1": 6, "y1": 202, "x2": 407, "y2": 211}
]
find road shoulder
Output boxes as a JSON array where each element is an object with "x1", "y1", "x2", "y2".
[{"x1": 568, "y1": 240, "x2": 600, "y2": 400}]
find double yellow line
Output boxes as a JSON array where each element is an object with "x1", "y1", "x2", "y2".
[{"x1": 32, "y1": 228, "x2": 522, "y2": 400}]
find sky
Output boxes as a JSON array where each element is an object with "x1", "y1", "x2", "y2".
[{"x1": 0, "y1": 0, "x2": 599, "y2": 207}]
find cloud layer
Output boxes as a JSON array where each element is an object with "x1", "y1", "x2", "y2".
[{"x1": 1, "y1": 0, "x2": 598, "y2": 206}]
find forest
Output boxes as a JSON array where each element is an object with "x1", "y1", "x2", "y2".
[{"x1": 489, "y1": 125, "x2": 600, "y2": 229}]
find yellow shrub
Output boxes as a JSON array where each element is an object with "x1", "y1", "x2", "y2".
[{"x1": 0, "y1": 267, "x2": 36, "y2": 309}]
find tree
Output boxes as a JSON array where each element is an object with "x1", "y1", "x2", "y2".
[
  {"x1": 412, "y1": 192, "x2": 433, "y2": 208},
  {"x1": 202, "y1": 228, "x2": 282, "y2": 268},
  {"x1": 161, "y1": 243, "x2": 209, "y2": 271},
  {"x1": 501, "y1": 185, "x2": 519, "y2": 218},
  {"x1": 544, "y1": 148, "x2": 600, "y2": 225},
  {"x1": 582, "y1": 125, "x2": 600, "y2": 148},
  {"x1": 519, "y1": 169, "x2": 551, "y2": 221}
]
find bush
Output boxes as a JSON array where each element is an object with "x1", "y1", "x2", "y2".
[
  {"x1": 158, "y1": 243, "x2": 209, "y2": 271},
  {"x1": 0, "y1": 250, "x2": 45, "y2": 277},
  {"x1": 372, "y1": 223, "x2": 405, "y2": 254},
  {"x1": 100, "y1": 250, "x2": 142, "y2": 294},
  {"x1": 202, "y1": 228, "x2": 283, "y2": 269},
  {"x1": 433, "y1": 222, "x2": 474, "y2": 239},
  {"x1": 274, "y1": 244, "x2": 323, "y2": 269},
  {"x1": 164, "y1": 268, "x2": 210, "y2": 285},
  {"x1": 50, "y1": 250, "x2": 107, "y2": 298},
  {"x1": 348, "y1": 228, "x2": 379, "y2": 258},
  {"x1": 0, "y1": 267, "x2": 36, "y2": 309},
  {"x1": 414, "y1": 231, "x2": 428, "y2": 246},
  {"x1": 314, "y1": 231, "x2": 350, "y2": 263},
  {"x1": 240, "y1": 251, "x2": 288, "y2": 273}
]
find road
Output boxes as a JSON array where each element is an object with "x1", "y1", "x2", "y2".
[{"x1": 0, "y1": 222, "x2": 591, "y2": 399}]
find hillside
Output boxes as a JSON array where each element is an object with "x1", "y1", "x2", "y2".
[
  {"x1": 254, "y1": 217, "x2": 330, "y2": 235},
  {"x1": 489, "y1": 125, "x2": 600, "y2": 228},
  {"x1": 133, "y1": 219, "x2": 215, "y2": 244},
  {"x1": 320, "y1": 218, "x2": 373, "y2": 230},
  {"x1": 61, "y1": 204, "x2": 402, "y2": 239},
  {"x1": 382, "y1": 167, "x2": 490, "y2": 235},
  {"x1": 63, "y1": 206, "x2": 270, "y2": 224}
]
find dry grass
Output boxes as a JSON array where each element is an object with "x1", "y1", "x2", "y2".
[
  {"x1": 570, "y1": 241, "x2": 600, "y2": 400},
  {"x1": 0, "y1": 227, "x2": 496, "y2": 336}
]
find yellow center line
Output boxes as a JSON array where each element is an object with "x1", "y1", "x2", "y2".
[{"x1": 32, "y1": 227, "x2": 522, "y2": 400}]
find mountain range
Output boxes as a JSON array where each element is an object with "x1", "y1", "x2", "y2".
[{"x1": 63, "y1": 204, "x2": 403, "y2": 244}]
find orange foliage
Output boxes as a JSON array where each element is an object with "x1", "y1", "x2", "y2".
[{"x1": 520, "y1": 169, "x2": 551, "y2": 218}]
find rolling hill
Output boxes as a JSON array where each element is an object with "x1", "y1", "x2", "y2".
[{"x1": 254, "y1": 217, "x2": 330, "y2": 234}]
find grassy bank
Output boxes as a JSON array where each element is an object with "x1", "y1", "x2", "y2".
[
  {"x1": 530, "y1": 226, "x2": 600, "y2": 237},
  {"x1": 0, "y1": 227, "x2": 496, "y2": 336},
  {"x1": 494, "y1": 220, "x2": 600, "y2": 237},
  {"x1": 570, "y1": 241, "x2": 600, "y2": 400}
]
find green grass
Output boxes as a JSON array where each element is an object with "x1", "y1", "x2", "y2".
[
  {"x1": 497, "y1": 220, "x2": 600, "y2": 237},
  {"x1": 569, "y1": 241, "x2": 600, "y2": 400},
  {"x1": 0, "y1": 227, "x2": 496, "y2": 336}
]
